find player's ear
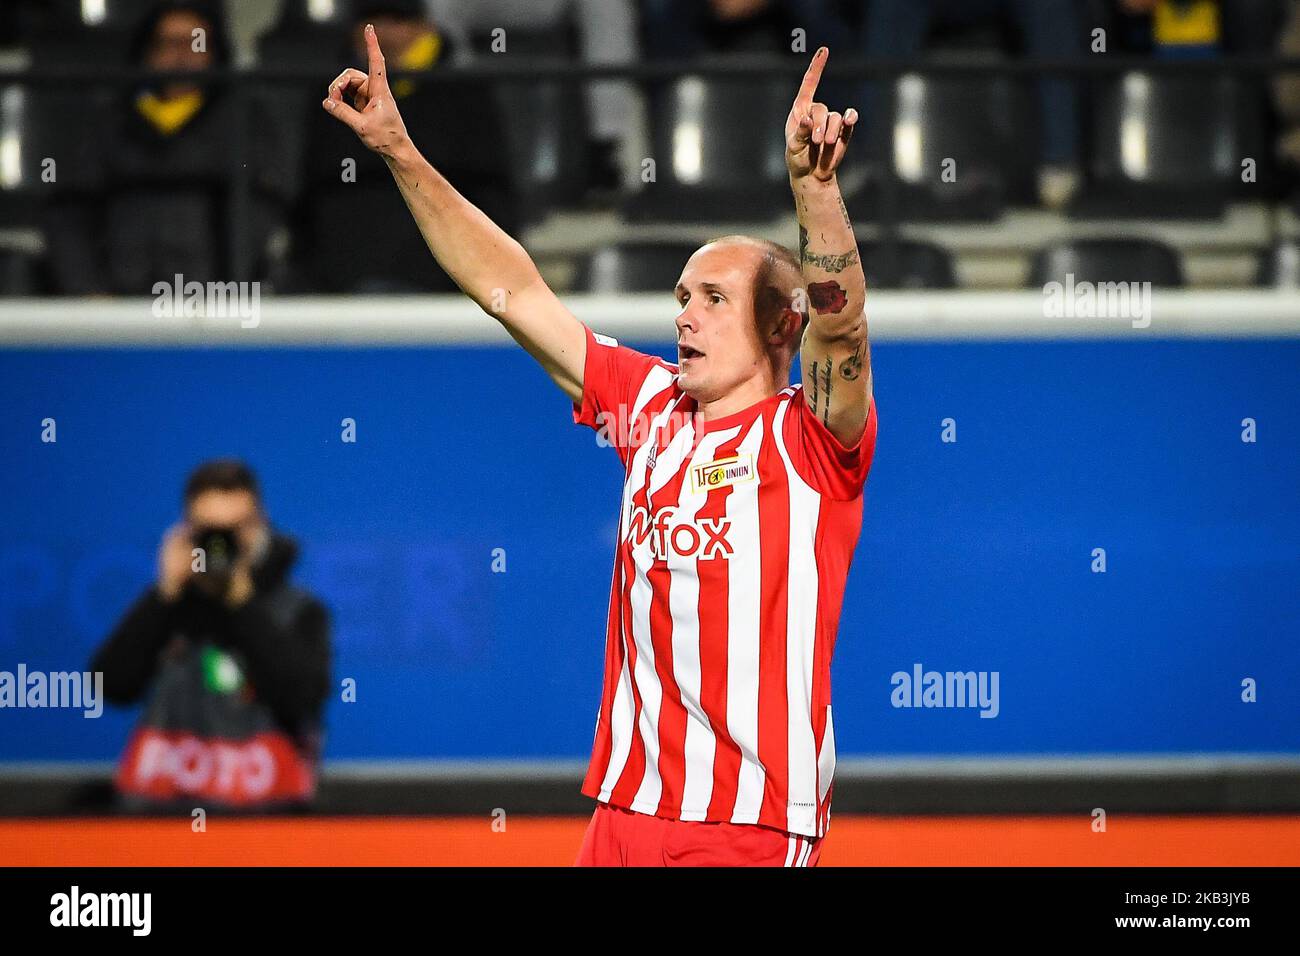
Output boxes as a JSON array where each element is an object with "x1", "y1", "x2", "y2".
[{"x1": 775, "y1": 304, "x2": 803, "y2": 346}]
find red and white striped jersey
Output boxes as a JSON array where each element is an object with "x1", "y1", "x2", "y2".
[{"x1": 572, "y1": 325, "x2": 877, "y2": 838}]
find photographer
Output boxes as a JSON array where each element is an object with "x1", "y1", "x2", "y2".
[{"x1": 90, "y1": 460, "x2": 330, "y2": 811}]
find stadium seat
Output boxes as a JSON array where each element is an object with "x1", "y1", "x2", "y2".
[
  {"x1": 1255, "y1": 240, "x2": 1300, "y2": 288},
  {"x1": 571, "y1": 241, "x2": 701, "y2": 293},
  {"x1": 622, "y1": 76, "x2": 791, "y2": 223},
  {"x1": 858, "y1": 239, "x2": 958, "y2": 289},
  {"x1": 469, "y1": 25, "x2": 590, "y2": 223},
  {"x1": 0, "y1": 85, "x2": 39, "y2": 230},
  {"x1": 492, "y1": 76, "x2": 590, "y2": 222},
  {"x1": 0, "y1": 247, "x2": 46, "y2": 295},
  {"x1": 571, "y1": 238, "x2": 959, "y2": 294},
  {"x1": 1027, "y1": 238, "x2": 1185, "y2": 287},
  {"x1": 573, "y1": 239, "x2": 959, "y2": 293},
  {"x1": 1081, "y1": 73, "x2": 1266, "y2": 218},
  {"x1": 294, "y1": 184, "x2": 463, "y2": 294},
  {"x1": 255, "y1": 8, "x2": 354, "y2": 208},
  {"x1": 872, "y1": 70, "x2": 1038, "y2": 221},
  {"x1": 257, "y1": 1, "x2": 352, "y2": 74},
  {"x1": 3, "y1": 28, "x2": 122, "y2": 222},
  {"x1": 41, "y1": 0, "x2": 156, "y2": 33}
]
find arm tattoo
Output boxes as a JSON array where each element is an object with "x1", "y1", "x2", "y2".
[
  {"x1": 801, "y1": 246, "x2": 860, "y2": 274},
  {"x1": 799, "y1": 223, "x2": 859, "y2": 273},
  {"x1": 808, "y1": 280, "x2": 848, "y2": 314},
  {"x1": 808, "y1": 358, "x2": 834, "y2": 426},
  {"x1": 839, "y1": 337, "x2": 868, "y2": 381},
  {"x1": 819, "y1": 358, "x2": 834, "y2": 425}
]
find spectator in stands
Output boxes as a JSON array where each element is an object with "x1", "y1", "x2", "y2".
[
  {"x1": 91, "y1": 459, "x2": 331, "y2": 812},
  {"x1": 293, "y1": 0, "x2": 519, "y2": 291},
  {"x1": 43, "y1": 1, "x2": 289, "y2": 295},
  {"x1": 426, "y1": 0, "x2": 645, "y2": 190},
  {"x1": 1108, "y1": 0, "x2": 1279, "y2": 57}
]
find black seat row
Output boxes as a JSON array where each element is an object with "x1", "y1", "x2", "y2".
[
  {"x1": 6, "y1": 236, "x2": 1300, "y2": 295},
  {"x1": 567, "y1": 238, "x2": 1300, "y2": 292},
  {"x1": 0, "y1": 38, "x2": 1282, "y2": 226},
  {"x1": 623, "y1": 71, "x2": 1275, "y2": 223}
]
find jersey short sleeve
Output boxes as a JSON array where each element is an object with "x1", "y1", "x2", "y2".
[
  {"x1": 572, "y1": 324, "x2": 675, "y2": 466},
  {"x1": 783, "y1": 391, "x2": 878, "y2": 500}
]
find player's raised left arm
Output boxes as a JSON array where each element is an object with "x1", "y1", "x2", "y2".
[
  {"x1": 785, "y1": 48, "x2": 871, "y2": 447},
  {"x1": 322, "y1": 25, "x2": 586, "y2": 404}
]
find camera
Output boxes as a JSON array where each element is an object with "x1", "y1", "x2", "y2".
[{"x1": 191, "y1": 525, "x2": 240, "y2": 577}]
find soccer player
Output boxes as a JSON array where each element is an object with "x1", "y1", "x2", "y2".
[{"x1": 324, "y1": 27, "x2": 874, "y2": 867}]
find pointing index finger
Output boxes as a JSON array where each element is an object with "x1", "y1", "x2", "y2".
[
  {"x1": 365, "y1": 23, "x2": 388, "y2": 92},
  {"x1": 793, "y1": 47, "x2": 828, "y2": 111}
]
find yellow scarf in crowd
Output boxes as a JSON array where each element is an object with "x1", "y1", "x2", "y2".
[
  {"x1": 135, "y1": 90, "x2": 205, "y2": 136},
  {"x1": 131, "y1": 27, "x2": 441, "y2": 132},
  {"x1": 392, "y1": 29, "x2": 442, "y2": 98},
  {"x1": 1153, "y1": 0, "x2": 1221, "y2": 47}
]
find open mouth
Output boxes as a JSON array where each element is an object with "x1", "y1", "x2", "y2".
[{"x1": 679, "y1": 345, "x2": 705, "y2": 361}]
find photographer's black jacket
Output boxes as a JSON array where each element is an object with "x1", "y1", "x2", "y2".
[{"x1": 90, "y1": 532, "x2": 331, "y2": 808}]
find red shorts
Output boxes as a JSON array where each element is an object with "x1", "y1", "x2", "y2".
[{"x1": 575, "y1": 802, "x2": 822, "y2": 867}]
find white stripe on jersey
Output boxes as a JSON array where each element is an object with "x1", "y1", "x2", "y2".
[
  {"x1": 630, "y1": 365, "x2": 678, "y2": 431},
  {"x1": 772, "y1": 398, "x2": 822, "y2": 837},
  {"x1": 724, "y1": 417, "x2": 768, "y2": 825},
  {"x1": 817, "y1": 705, "x2": 835, "y2": 805},
  {"x1": 628, "y1": 415, "x2": 700, "y2": 812},
  {"x1": 599, "y1": 653, "x2": 636, "y2": 803},
  {"x1": 672, "y1": 427, "x2": 740, "y2": 820},
  {"x1": 799, "y1": 840, "x2": 813, "y2": 867},
  {"x1": 600, "y1": 388, "x2": 687, "y2": 802}
]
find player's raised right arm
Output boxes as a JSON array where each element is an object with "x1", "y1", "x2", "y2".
[{"x1": 322, "y1": 24, "x2": 586, "y2": 403}]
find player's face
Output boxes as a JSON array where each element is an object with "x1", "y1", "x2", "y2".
[{"x1": 673, "y1": 244, "x2": 769, "y2": 401}]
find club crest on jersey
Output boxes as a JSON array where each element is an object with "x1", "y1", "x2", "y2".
[{"x1": 690, "y1": 453, "x2": 756, "y2": 494}]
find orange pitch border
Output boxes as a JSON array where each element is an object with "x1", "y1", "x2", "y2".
[{"x1": 2, "y1": 815, "x2": 1298, "y2": 867}]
